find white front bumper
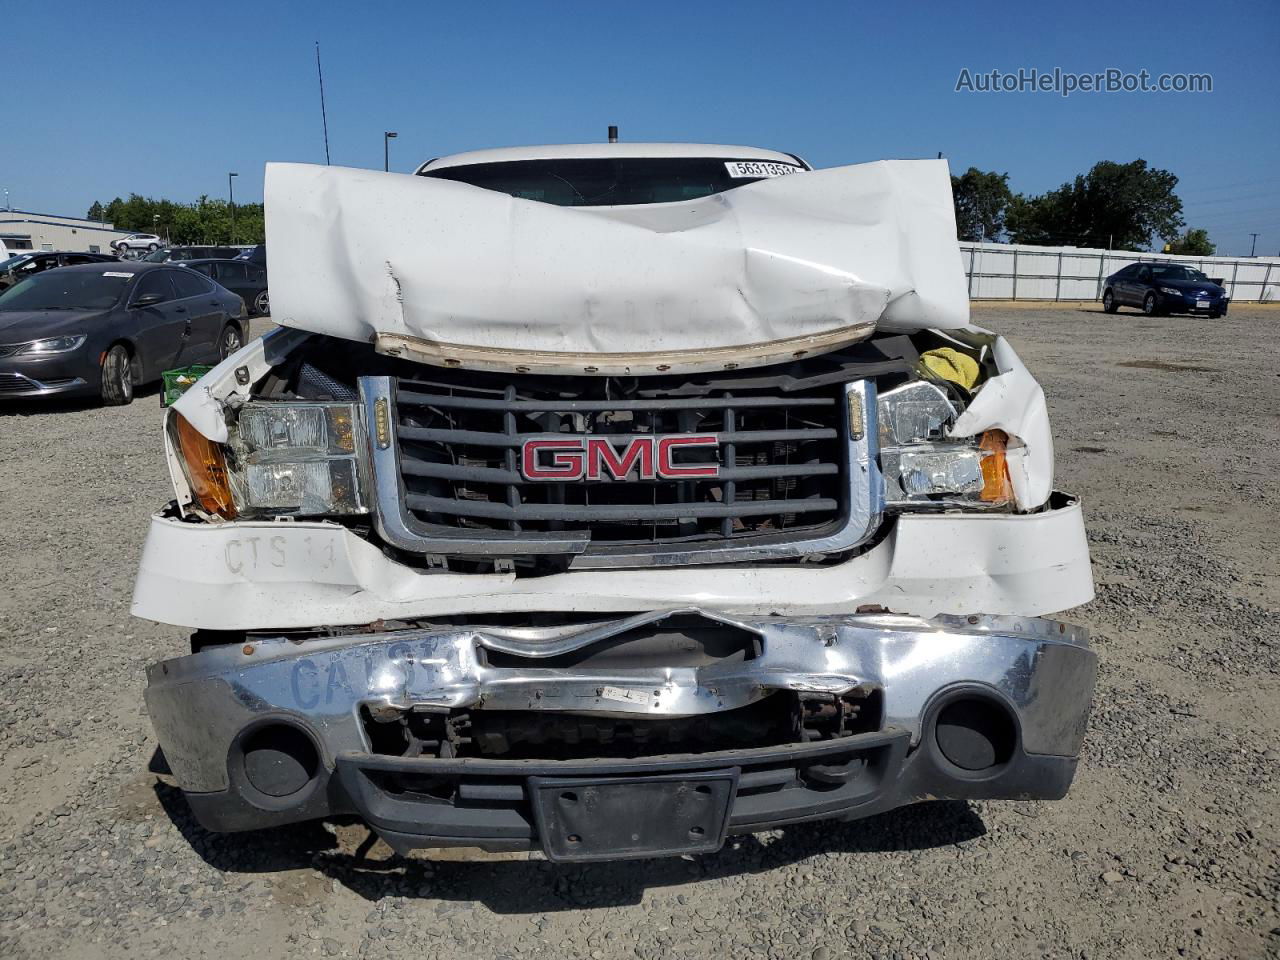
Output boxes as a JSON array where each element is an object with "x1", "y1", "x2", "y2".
[{"x1": 130, "y1": 495, "x2": 1093, "y2": 630}]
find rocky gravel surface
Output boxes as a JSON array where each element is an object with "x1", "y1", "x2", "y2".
[{"x1": 1, "y1": 307, "x2": 1277, "y2": 959}]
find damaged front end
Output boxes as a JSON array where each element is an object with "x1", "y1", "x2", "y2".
[
  {"x1": 132, "y1": 151, "x2": 1096, "y2": 860},
  {"x1": 148, "y1": 609, "x2": 1093, "y2": 859}
]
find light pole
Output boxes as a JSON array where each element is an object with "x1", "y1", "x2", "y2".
[
  {"x1": 1249, "y1": 233, "x2": 1259, "y2": 257},
  {"x1": 153, "y1": 214, "x2": 160, "y2": 243},
  {"x1": 384, "y1": 131, "x2": 398, "y2": 172},
  {"x1": 228, "y1": 172, "x2": 239, "y2": 245}
]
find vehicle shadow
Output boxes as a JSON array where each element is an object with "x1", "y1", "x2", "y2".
[
  {"x1": 0, "y1": 381, "x2": 163, "y2": 416},
  {"x1": 151, "y1": 776, "x2": 987, "y2": 911}
]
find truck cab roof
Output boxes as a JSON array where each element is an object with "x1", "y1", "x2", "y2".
[
  {"x1": 417, "y1": 142, "x2": 809, "y2": 173},
  {"x1": 416, "y1": 143, "x2": 812, "y2": 208}
]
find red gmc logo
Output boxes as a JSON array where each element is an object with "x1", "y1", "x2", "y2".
[{"x1": 521, "y1": 435, "x2": 720, "y2": 481}]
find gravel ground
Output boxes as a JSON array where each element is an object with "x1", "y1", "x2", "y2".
[{"x1": 1, "y1": 306, "x2": 1277, "y2": 960}]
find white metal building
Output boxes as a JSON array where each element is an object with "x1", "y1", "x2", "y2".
[{"x1": 0, "y1": 210, "x2": 132, "y2": 255}]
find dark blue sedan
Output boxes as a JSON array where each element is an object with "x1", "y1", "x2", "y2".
[
  {"x1": 1103, "y1": 262, "x2": 1229, "y2": 318},
  {"x1": 0, "y1": 262, "x2": 245, "y2": 405}
]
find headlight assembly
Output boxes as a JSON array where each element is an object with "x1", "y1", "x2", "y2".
[
  {"x1": 14, "y1": 335, "x2": 87, "y2": 355},
  {"x1": 170, "y1": 402, "x2": 370, "y2": 519},
  {"x1": 877, "y1": 381, "x2": 1013, "y2": 510},
  {"x1": 171, "y1": 413, "x2": 237, "y2": 518},
  {"x1": 230, "y1": 402, "x2": 369, "y2": 516},
  {"x1": 1159, "y1": 286, "x2": 1182, "y2": 297}
]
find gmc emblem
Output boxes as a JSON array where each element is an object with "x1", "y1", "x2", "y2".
[{"x1": 521, "y1": 435, "x2": 720, "y2": 481}]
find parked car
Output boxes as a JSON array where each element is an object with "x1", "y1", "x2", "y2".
[
  {"x1": 1102, "y1": 262, "x2": 1229, "y2": 318},
  {"x1": 182, "y1": 258, "x2": 269, "y2": 316},
  {"x1": 0, "y1": 262, "x2": 245, "y2": 404},
  {"x1": 0, "y1": 241, "x2": 34, "y2": 259},
  {"x1": 134, "y1": 143, "x2": 1096, "y2": 861},
  {"x1": 0, "y1": 251, "x2": 119, "y2": 290},
  {"x1": 0, "y1": 253, "x2": 40, "y2": 285},
  {"x1": 111, "y1": 233, "x2": 163, "y2": 254},
  {"x1": 235, "y1": 243, "x2": 267, "y2": 266},
  {"x1": 142, "y1": 245, "x2": 243, "y2": 263}
]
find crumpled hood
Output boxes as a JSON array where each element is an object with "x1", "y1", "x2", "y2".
[{"x1": 264, "y1": 157, "x2": 969, "y2": 374}]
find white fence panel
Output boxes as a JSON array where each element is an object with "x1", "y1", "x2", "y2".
[{"x1": 960, "y1": 241, "x2": 1280, "y2": 303}]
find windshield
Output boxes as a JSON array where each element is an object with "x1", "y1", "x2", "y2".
[
  {"x1": 1151, "y1": 265, "x2": 1209, "y2": 282},
  {"x1": 0, "y1": 270, "x2": 132, "y2": 311},
  {"x1": 142, "y1": 248, "x2": 170, "y2": 262},
  {"x1": 420, "y1": 157, "x2": 804, "y2": 206}
]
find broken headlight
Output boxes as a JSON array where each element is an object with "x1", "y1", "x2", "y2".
[
  {"x1": 226, "y1": 402, "x2": 370, "y2": 517},
  {"x1": 877, "y1": 381, "x2": 1012, "y2": 509}
]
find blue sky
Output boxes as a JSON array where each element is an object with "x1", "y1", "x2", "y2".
[{"x1": 5, "y1": 0, "x2": 1277, "y2": 255}]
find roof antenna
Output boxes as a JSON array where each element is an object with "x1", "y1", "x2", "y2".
[{"x1": 607, "y1": 125, "x2": 618, "y2": 143}]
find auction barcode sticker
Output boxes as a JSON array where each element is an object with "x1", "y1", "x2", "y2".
[
  {"x1": 103, "y1": 271, "x2": 134, "y2": 278},
  {"x1": 599, "y1": 686, "x2": 652, "y2": 706},
  {"x1": 724, "y1": 161, "x2": 803, "y2": 178}
]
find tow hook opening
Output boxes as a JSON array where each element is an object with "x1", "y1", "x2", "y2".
[
  {"x1": 933, "y1": 695, "x2": 1018, "y2": 772},
  {"x1": 239, "y1": 723, "x2": 321, "y2": 799}
]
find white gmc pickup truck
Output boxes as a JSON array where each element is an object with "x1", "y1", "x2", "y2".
[{"x1": 131, "y1": 141, "x2": 1096, "y2": 862}]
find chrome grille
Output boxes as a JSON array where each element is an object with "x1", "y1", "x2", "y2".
[
  {"x1": 361, "y1": 372, "x2": 881, "y2": 568},
  {"x1": 0, "y1": 372, "x2": 30, "y2": 393}
]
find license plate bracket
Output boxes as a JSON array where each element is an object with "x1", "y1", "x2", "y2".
[{"x1": 529, "y1": 769, "x2": 738, "y2": 862}]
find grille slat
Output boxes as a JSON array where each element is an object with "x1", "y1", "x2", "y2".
[
  {"x1": 399, "y1": 425, "x2": 838, "y2": 448},
  {"x1": 401, "y1": 457, "x2": 837, "y2": 485},
  {"x1": 405, "y1": 493, "x2": 839, "y2": 523},
  {"x1": 392, "y1": 370, "x2": 846, "y2": 554},
  {"x1": 397, "y1": 390, "x2": 836, "y2": 413},
  {"x1": 721, "y1": 402, "x2": 738, "y2": 538}
]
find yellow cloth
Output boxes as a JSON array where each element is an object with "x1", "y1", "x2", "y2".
[{"x1": 919, "y1": 347, "x2": 981, "y2": 390}]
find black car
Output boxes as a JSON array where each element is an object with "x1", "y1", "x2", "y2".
[
  {"x1": 235, "y1": 243, "x2": 267, "y2": 266},
  {"x1": 0, "y1": 251, "x2": 119, "y2": 290},
  {"x1": 1102, "y1": 262, "x2": 1229, "y2": 318},
  {"x1": 142, "y1": 245, "x2": 243, "y2": 263},
  {"x1": 0, "y1": 262, "x2": 245, "y2": 405},
  {"x1": 182, "y1": 258, "x2": 270, "y2": 316}
]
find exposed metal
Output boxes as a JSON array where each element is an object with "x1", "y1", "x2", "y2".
[
  {"x1": 375, "y1": 325, "x2": 879, "y2": 378},
  {"x1": 145, "y1": 609, "x2": 1096, "y2": 794}
]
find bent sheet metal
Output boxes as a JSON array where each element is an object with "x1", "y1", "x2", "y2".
[{"x1": 264, "y1": 158, "x2": 969, "y2": 374}]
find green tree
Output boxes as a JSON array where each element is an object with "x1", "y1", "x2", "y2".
[
  {"x1": 95, "y1": 192, "x2": 266, "y2": 244},
  {"x1": 103, "y1": 197, "x2": 127, "y2": 228},
  {"x1": 1005, "y1": 159, "x2": 1184, "y2": 250},
  {"x1": 169, "y1": 205, "x2": 202, "y2": 243},
  {"x1": 951, "y1": 168, "x2": 1013, "y2": 241},
  {"x1": 86, "y1": 201, "x2": 105, "y2": 221},
  {"x1": 1166, "y1": 228, "x2": 1215, "y2": 256}
]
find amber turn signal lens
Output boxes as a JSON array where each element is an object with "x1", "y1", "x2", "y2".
[
  {"x1": 978, "y1": 429, "x2": 1013, "y2": 504},
  {"x1": 173, "y1": 413, "x2": 237, "y2": 518}
]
